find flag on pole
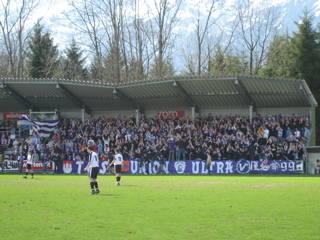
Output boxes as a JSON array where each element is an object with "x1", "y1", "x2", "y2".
[{"x1": 18, "y1": 114, "x2": 59, "y2": 137}]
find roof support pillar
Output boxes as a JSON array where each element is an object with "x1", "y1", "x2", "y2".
[
  {"x1": 310, "y1": 106, "x2": 316, "y2": 146},
  {"x1": 191, "y1": 106, "x2": 196, "y2": 121},
  {"x1": 135, "y1": 109, "x2": 140, "y2": 125},
  {"x1": 235, "y1": 77, "x2": 256, "y2": 110},
  {"x1": 249, "y1": 105, "x2": 253, "y2": 124}
]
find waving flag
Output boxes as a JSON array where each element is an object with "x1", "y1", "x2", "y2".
[{"x1": 18, "y1": 114, "x2": 59, "y2": 137}]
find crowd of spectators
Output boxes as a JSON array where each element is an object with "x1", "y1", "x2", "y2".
[{"x1": 0, "y1": 114, "x2": 311, "y2": 166}]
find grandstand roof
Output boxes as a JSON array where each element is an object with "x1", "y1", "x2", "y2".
[{"x1": 0, "y1": 76, "x2": 317, "y2": 114}]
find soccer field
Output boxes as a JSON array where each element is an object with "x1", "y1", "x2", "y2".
[{"x1": 0, "y1": 175, "x2": 319, "y2": 240}]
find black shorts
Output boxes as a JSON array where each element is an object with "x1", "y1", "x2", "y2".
[
  {"x1": 26, "y1": 163, "x2": 32, "y2": 170},
  {"x1": 89, "y1": 167, "x2": 99, "y2": 179},
  {"x1": 115, "y1": 165, "x2": 122, "y2": 174}
]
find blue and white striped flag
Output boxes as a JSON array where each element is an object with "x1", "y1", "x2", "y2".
[{"x1": 18, "y1": 114, "x2": 59, "y2": 138}]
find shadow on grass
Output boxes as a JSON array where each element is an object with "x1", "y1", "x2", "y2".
[{"x1": 98, "y1": 193, "x2": 120, "y2": 198}]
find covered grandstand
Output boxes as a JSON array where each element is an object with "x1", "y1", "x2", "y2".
[
  {"x1": 0, "y1": 75, "x2": 319, "y2": 174},
  {"x1": 0, "y1": 75, "x2": 318, "y2": 139}
]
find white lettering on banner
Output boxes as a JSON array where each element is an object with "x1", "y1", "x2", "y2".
[
  {"x1": 148, "y1": 163, "x2": 153, "y2": 174},
  {"x1": 76, "y1": 161, "x2": 84, "y2": 174},
  {"x1": 280, "y1": 162, "x2": 287, "y2": 171},
  {"x1": 131, "y1": 161, "x2": 138, "y2": 174},
  {"x1": 225, "y1": 161, "x2": 233, "y2": 173},
  {"x1": 192, "y1": 161, "x2": 200, "y2": 174},
  {"x1": 174, "y1": 161, "x2": 186, "y2": 174},
  {"x1": 296, "y1": 161, "x2": 303, "y2": 171},
  {"x1": 158, "y1": 111, "x2": 176, "y2": 118},
  {"x1": 4, "y1": 160, "x2": 19, "y2": 170},
  {"x1": 251, "y1": 161, "x2": 259, "y2": 171},
  {"x1": 63, "y1": 162, "x2": 72, "y2": 174},
  {"x1": 236, "y1": 160, "x2": 250, "y2": 174},
  {"x1": 201, "y1": 162, "x2": 208, "y2": 174},
  {"x1": 216, "y1": 162, "x2": 224, "y2": 173},
  {"x1": 100, "y1": 161, "x2": 108, "y2": 174},
  {"x1": 163, "y1": 162, "x2": 169, "y2": 174},
  {"x1": 270, "y1": 161, "x2": 279, "y2": 171},
  {"x1": 34, "y1": 162, "x2": 43, "y2": 168},
  {"x1": 43, "y1": 159, "x2": 305, "y2": 175},
  {"x1": 153, "y1": 161, "x2": 160, "y2": 174},
  {"x1": 260, "y1": 161, "x2": 270, "y2": 171},
  {"x1": 288, "y1": 161, "x2": 295, "y2": 171}
]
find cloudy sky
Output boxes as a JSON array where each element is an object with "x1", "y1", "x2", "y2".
[
  {"x1": 16, "y1": 0, "x2": 320, "y2": 71},
  {"x1": 32, "y1": 0, "x2": 320, "y2": 46}
]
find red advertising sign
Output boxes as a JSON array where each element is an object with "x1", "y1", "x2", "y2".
[
  {"x1": 157, "y1": 110, "x2": 185, "y2": 119},
  {"x1": 22, "y1": 161, "x2": 54, "y2": 171},
  {"x1": 3, "y1": 112, "x2": 27, "y2": 120},
  {"x1": 122, "y1": 160, "x2": 130, "y2": 172},
  {"x1": 107, "y1": 160, "x2": 130, "y2": 173}
]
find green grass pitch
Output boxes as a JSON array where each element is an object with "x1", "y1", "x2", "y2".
[{"x1": 0, "y1": 175, "x2": 319, "y2": 240}]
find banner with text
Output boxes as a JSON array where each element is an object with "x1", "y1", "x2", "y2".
[
  {"x1": 157, "y1": 110, "x2": 185, "y2": 119},
  {"x1": 0, "y1": 160, "x2": 54, "y2": 173},
  {"x1": 21, "y1": 161, "x2": 55, "y2": 172},
  {"x1": 3, "y1": 112, "x2": 27, "y2": 120},
  {"x1": 60, "y1": 159, "x2": 304, "y2": 175}
]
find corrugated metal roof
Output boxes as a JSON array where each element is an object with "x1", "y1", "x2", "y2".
[{"x1": 0, "y1": 76, "x2": 317, "y2": 112}]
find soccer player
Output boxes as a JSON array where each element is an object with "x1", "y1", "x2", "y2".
[
  {"x1": 84, "y1": 146, "x2": 100, "y2": 195},
  {"x1": 24, "y1": 151, "x2": 34, "y2": 179},
  {"x1": 109, "y1": 148, "x2": 123, "y2": 186}
]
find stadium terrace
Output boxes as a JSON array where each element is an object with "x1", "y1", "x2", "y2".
[{"x1": 0, "y1": 76, "x2": 318, "y2": 175}]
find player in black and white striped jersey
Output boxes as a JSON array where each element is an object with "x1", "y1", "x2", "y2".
[
  {"x1": 84, "y1": 146, "x2": 100, "y2": 195},
  {"x1": 109, "y1": 148, "x2": 123, "y2": 186}
]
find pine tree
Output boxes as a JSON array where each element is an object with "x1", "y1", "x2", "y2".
[
  {"x1": 103, "y1": 41, "x2": 123, "y2": 83},
  {"x1": 127, "y1": 59, "x2": 145, "y2": 82},
  {"x1": 208, "y1": 47, "x2": 247, "y2": 76},
  {"x1": 150, "y1": 57, "x2": 175, "y2": 79},
  {"x1": 26, "y1": 23, "x2": 59, "y2": 78},
  {"x1": 63, "y1": 39, "x2": 88, "y2": 80},
  {"x1": 260, "y1": 34, "x2": 295, "y2": 78},
  {"x1": 290, "y1": 11, "x2": 320, "y2": 145},
  {"x1": 291, "y1": 11, "x2": 320, "y2": 91}
]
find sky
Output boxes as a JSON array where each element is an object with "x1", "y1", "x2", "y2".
[
  {"x1": 32, "y1": 0, "x2": 320, "y2": 44},
  {"x1": 9, "y1": 0, "x2": 320, "y2": 71}
]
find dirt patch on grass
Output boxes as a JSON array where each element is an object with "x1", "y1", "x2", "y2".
[{"x1": 247, "y1": 183, "x2": 296, "y2": 190}]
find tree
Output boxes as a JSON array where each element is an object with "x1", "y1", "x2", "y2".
[
  {"x1": 0, "y1": 0, "x2": 38, "y2": 77},
  {"x1": 125, "y1": 0, "x2": 149, "y2": 81},
  {"x1": 288, "y1": 11, "x2": 320, "y2": 145},
  {"x1": 95, "y1": 0, "x2": 124, "y2": 83},
  {"x1": 146, "y1": 0, "x2": 182, "y2": 78},
  {"x1": 237, "y1": 0, "x2": 279, "y2": 75},
  {"x1": 66, "y1": 0, "x2": 104, "y2": 80},
  {"x1": 259, "y1": 34, "x2": 295, "y2": 78},
  {"x1": 291, "y1": 11, "x2": 320, "y2": 91},
  {"x1": 208, "y1": 46, "x2": 247, "y2": 75},
  {"x1": 63, "y1": 39, "x2": 88, "y2": 80},
  {"x1": 194, "y1": 0, "x2": 217, "y2": 76},
  {"x1": 103, "y1": 40, "x2": 125, "y2": 83},
  {"x1": 26, "y1": 23, "x2": 59, "y2": 78},
  {"x1": 149, "y1": 57, "x2": 174, "y2": 78},
  {"x1": 67, "y1": 0, "x2": 130, "y2": 83}
]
